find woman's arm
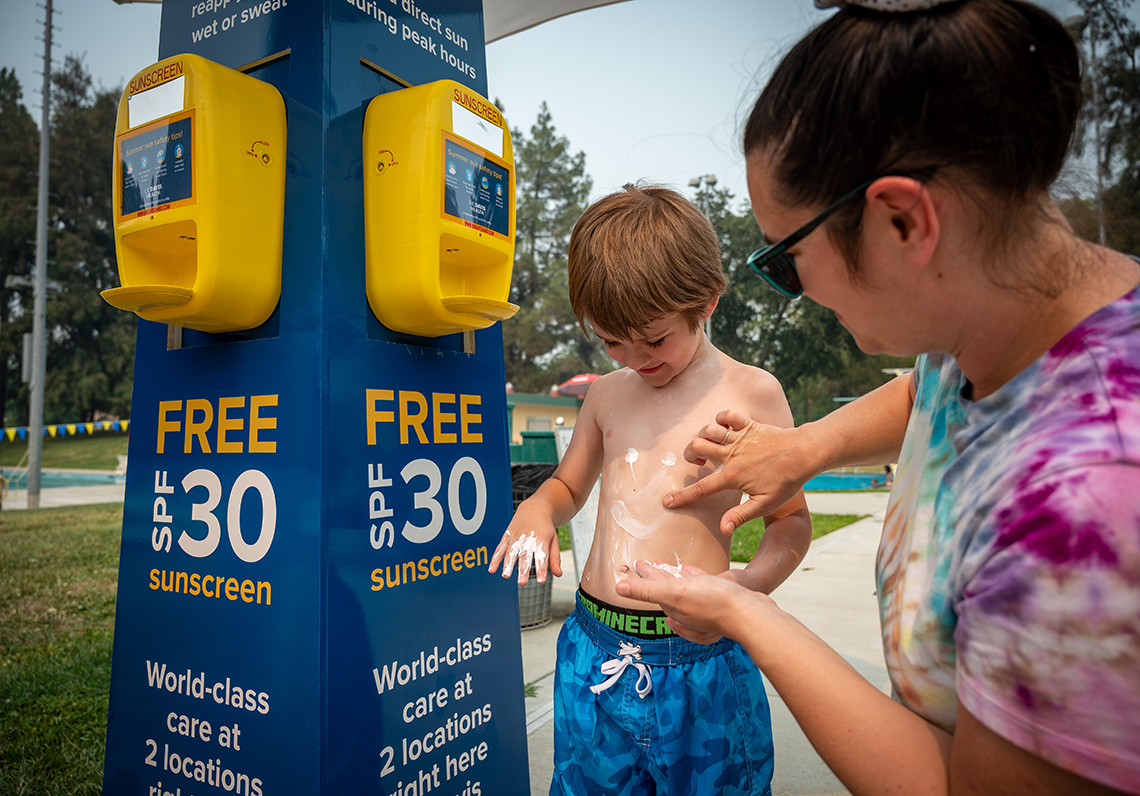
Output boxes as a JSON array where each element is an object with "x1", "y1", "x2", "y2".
[
  {"x1": 617, "y1": 567, "x2": 1127, "y2": 796},
  {"x1": 619, "y1": 569, "x2": 953, "y2": 794},
  {"x1": 724, "y1": 367, "x2": 816, "y2": 593},
  {"x1": 666, "y1": 373, "x2": 916, "y2": 534},
  {"x1": 728, "y1": 494, "x2": 812, "y2": 595}
]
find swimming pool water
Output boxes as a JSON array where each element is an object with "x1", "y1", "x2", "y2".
[
  {"x1": 0, "y1": 469, "x2": 126, "y2": 489},
  {"x1": 803, "y1": 472, "x2": 888, "y2": 491}
]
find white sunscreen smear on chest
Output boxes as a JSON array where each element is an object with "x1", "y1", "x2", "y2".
[
  {"x1": 625, "y1": 448, "x2": 639, "y2": 480},
  {"x1": 610, "y1": 500, "x2": 658, "y2": 539}
]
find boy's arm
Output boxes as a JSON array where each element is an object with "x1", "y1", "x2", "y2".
[
  {"x1": 727, "y1": 491, "x2": 811, "y2": 595},
  {"x1": 722, "y1": 366, "x2": 813, "y2": 593},
  {"x1": 488, "y1": 383, "x2": 606, "y2": 584}
]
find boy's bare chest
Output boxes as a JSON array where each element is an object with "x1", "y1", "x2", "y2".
[
  {"x1": 593, "y1": 379, "x2": 743, "y2": 490},
  {"x1": 582, "y1": 374, "x2": 748, "y2": 593}
]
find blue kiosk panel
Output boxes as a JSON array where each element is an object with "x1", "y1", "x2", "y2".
[{"x1": 103, "y1": 2, "x2": 528, "y2": 794}]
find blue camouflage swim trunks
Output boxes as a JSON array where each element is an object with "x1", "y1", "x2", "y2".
[{"x1": 550, "y1": 589, "x2": 774, "y2": 796}]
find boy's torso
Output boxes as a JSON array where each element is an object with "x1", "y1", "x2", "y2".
[{"x1": 579, "y1": 350, "x2": 757, "y2": 609}]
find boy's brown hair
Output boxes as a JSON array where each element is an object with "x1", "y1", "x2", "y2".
[{"x1": 567, "y1": 184, "x2": 726, "y2": 339}]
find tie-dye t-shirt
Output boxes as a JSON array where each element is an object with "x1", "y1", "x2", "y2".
[{"x1": 877, "y1": 285, "x2": 1140, "y2": 792}]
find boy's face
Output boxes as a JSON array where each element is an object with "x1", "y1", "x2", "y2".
[{"x1": 591, "y1": 313, "x2": 706, "y2": 388}]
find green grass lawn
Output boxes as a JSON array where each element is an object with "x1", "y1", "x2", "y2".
[
  {"x1": 730, "y1": 512, "x2": 866, "y2": 562},
  {"x1": 0, "y1": 503, "x2": 122, "y2": 795},
  {"x1": 0, "y1": 433, "x2": 129, "y2": 471}
]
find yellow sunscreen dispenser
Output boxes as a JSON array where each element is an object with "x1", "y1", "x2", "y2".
[
  {"x1": 103, "y1": 54, "x2": 286, "y2": 333},
  {"x1": 363, "y1": 80, "x2": 518, "y2": 337}
]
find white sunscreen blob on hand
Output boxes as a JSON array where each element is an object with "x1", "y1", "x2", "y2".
[
  {"x1": 661, "y1": 452, "x2": 677, "y2": 467},
  {"x1": 505, "y1": 531, "x2": 547, "y2": 584}
]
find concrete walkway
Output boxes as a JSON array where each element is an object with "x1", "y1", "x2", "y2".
[{"x1": 522, "y1": 491, "x2": 891, "y2": 796}]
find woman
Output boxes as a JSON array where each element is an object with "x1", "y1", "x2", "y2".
[{"x1": 617, "y1": 0, "x2": 1140, "y2": 794}]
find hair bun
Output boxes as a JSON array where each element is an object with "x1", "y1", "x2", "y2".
[{"x1": 815, "y1": 0, "x2": 960, "y2": 11}]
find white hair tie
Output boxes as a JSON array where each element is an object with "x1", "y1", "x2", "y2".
[{"x1": 815, "y1": 0, "x2": 960, "y2": 11}]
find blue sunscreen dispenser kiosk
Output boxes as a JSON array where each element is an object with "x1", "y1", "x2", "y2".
[{"x1": 100, "y1": 2, "x2": 530, "y2": 794}]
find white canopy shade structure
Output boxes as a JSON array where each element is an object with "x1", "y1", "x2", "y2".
[
  {"x1": 111, "y1": 0, "x2": 635, "y2": 43},
  {"x1": 483, "y1": 0, "x2": 631, "y2": 42}
]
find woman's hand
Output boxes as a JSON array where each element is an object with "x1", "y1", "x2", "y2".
[
  {"x1": 664, "y1": 376, "x2": 915, "y2": 534},
  {"x1": 617, "y1": 560, "x2": 779, "y2": 646},
  {"x1": 664, "y1": 410, "x2": 822, "y2": 534}
]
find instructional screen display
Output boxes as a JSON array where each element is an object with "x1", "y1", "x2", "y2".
[
  {"x1": 120, "y1": 113, "x2": 194, "y2": 218},
  {"x1": 442, "y1": 135, "x2": 509, "y2": 238}
]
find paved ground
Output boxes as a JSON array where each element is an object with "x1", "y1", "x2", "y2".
[{"x1": 521, "y1": 491, "x2": 891, "y2": 796}]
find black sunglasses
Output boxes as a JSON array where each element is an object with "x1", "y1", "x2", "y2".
[{"x1": 746, "y1": 178, "x2": 877, "y2": 299}]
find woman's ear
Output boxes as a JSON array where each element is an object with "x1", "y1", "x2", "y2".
[{"x1": 864, "y1": 176, "x2": 940, "y2": 268}]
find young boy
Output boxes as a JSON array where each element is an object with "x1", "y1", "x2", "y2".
[{"x1": 489, "y1": 185, "x2": 811, "y2": 796}]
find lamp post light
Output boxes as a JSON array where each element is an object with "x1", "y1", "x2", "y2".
[
  {"x1": 687, "y1": 174, "x2": 717, "y2": 191},
  {"x1": 1064, "y1": 13, "x2": 1107, "y2": 247}
]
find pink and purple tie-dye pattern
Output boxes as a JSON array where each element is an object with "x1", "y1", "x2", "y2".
[{"x1": 878, "y1": 285, "x2": 1140, "y2": 792}]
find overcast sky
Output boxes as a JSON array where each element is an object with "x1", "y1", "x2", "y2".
[{"x1": 0, "y1": 0, "x2": 1114, "y2": 205}]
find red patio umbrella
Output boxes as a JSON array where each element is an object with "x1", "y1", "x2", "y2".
[{"x1": 556, "y1": 373, "x2": 600, "y2": 397}]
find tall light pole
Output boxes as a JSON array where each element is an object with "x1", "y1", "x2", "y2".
[
  {"x1": 688, "y1": 174, "x2": 718, "y2": 340},
  {"x1": 29, "y1": 0, "x2": 58, "y2": 510},
  {"x1": 1065, "y1": 13, "x2": 1107, "y2": 246}
]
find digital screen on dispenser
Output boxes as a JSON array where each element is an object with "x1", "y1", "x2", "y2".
[
  {"x1": 442, "y1": 134, "x2": 510, "y2": 238},
  {"x1": 120, "y1": 113, "x2": 194, "y2": 218}
]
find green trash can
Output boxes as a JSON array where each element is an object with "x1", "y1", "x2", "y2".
[
  {"x1": 518, "y1": 568, "x2": 553, "y2": 630},
  {"x1": 520, "y1": 430, "x2": 557, "y2": 464}
]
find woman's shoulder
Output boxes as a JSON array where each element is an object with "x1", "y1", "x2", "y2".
[{"x1": 1024, "y1": 285, "x2": 1140, "y2": 464}]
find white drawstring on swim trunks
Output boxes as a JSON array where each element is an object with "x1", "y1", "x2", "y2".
[{"x1": 590, "y1": 642, "x2": 652, "y2": 699}]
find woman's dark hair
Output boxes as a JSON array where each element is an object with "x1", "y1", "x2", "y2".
[{"x1": 744, "y1": 0, "x2": 1083, "y2": 274}]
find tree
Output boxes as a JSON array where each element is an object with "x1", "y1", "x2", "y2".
[
  {"x1": 1059, "y1": 0, "x2": 1140, "y2": 252},
  {"x1": 0, "y1": 68, "x2": 40, "y2": 425},
  {"x1": 0, "y1": 58, "x2": 136, "y2": 425},
  {"x1": 1082, "y1": 0, "x2": 1140, "y2": 181},
  {"x1": 694, "y1": 184, "x2": 797, "y2": 369},
  {"x1": 503, "y1": 103, "x2": 606, "y2": 393},
  {"x1": 43, "y1": 56, "x2": 135, "y2": 421},
  {"x1": 770, "y1": 298, "x2": 914, "y2": 422}
]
